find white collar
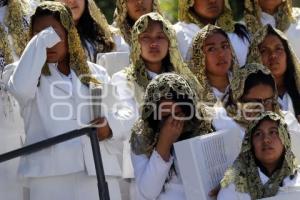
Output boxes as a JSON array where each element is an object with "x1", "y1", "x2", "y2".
[
  {"x1": 258, "y1": 167, "x2": 270, "y2": 185},
  {"x1": 211, "y1": 85, "x2": 230, "y2": 101},
  {"x1": 278, "y1": 92, "x2": 295, "y2": 114},
  {"x1": 261, "y1": 11, "x2": 276, "y2": 27},
  {"x1": 146, "y1": 69, "x2": 158, "y2": 80}
]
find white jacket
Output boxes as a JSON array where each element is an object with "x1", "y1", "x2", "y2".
[{"x1": 6, "y1": 27, "x2": 128, "y2": 178}]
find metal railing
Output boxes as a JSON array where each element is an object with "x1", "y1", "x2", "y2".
[{"x1": 0, "y1": 126, "x2": 110, "y2": 200}]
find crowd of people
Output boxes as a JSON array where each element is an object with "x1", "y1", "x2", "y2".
[{"x1": 1, "y1": 0, "x2": 300, "y2": 200}]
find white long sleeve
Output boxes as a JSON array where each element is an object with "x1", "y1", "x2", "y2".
[
  {"x1": 132, "y1": 150, "x2": 174, "y2": 199},
  {"x1": 8, "y1": 26, "x2": 61, "y2": 104}
]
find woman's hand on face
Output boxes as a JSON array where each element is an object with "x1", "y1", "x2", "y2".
[
  {"x1": 159, "y1": 113, "x2": 185, "y2": 144},
  {"x1": 156, "y1": 113, "x2": 185, "y2": 161}
]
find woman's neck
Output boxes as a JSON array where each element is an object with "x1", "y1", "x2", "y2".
[
  {"x1": 207, "y1": 74, "x2": 229, "y2": 93},
  {"x1": 257, "y1": 153, "x2": 284, "y2": 177},
  {"x1": 262, "y1": 8, "x2": 278, "y2": 16},
  {"x1": 146, "y1": 62, "x2": 163, "y2": 74},
  {"x1": 191, "y1": 8, "x2": 217, "y2": 25},
  {"x1": 57, "y1": 59, "x2": 70, "y2": 76}
]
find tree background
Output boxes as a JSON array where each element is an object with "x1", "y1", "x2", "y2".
[{"x1": 95, "y1": 0, "x2": 300, "y2": 24}]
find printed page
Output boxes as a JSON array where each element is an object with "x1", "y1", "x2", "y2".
[
  {"x1": 175, "y1": 129, "x2": 242, "y2": 200},
  {"x1": 290, "y1": 130, "x2": 300, "y2": 163}
]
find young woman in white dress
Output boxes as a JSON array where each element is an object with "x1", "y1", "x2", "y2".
[{"x1": 218, "y1": 111, "x2": 300, "y2": 200}]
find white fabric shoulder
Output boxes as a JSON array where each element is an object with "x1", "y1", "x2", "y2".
[
  {"x1": 111, "y1": 69, "x2": 135, "y2": 102},
  {"x1": 292, "y1": 7, "x2": 300, "y2": 21},
  {"x1": 173, "y1": 21, "x2": 201, "y2": 61},
  {"x1": 87, "y1": 61, "x2": 110, "y2": 83},
  {"x1": 285, "y1": 20, "x2": 300, "y2": 60},
  {"x1": 212, "y1": 106, "x2": 246, "y2": 139},
  {"x1": 217, "y1": 183, "x2": 251, "y2": 200},
  {"x1": 227, "y1": 32, "x2": 249, "y2": 66},
  {"x1": 112, "y1": 33, "x2": 130, "y2": 53},
  {"x1": 282, "y1": 110, "x2": 300, "y2": 133},
  {"x1": 131, "y1": 150, "x2": 176, "y2": 200},
  {"x1": 281, "y1": 169, "x2": 300, "y2": 187},
  {"x1": 278, "y1": 93, "x2": 295, "y2": 115}
]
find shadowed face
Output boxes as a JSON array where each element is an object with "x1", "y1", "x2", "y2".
[
  {"x1": 127, "y1": 0, "x2": 153, "y2": 21},
  {"x1": 259, "y1": 34, "x2": 287, "y2": 80},
  {"x1": 258, "y1": 0, "x2": 283, "y2": 15},
  {"x1": 193, "y1": 0, "x2": 224, "y2": 21},
  {"x1": 58, "y1": 0, "x2": 85, "y2": 24},
  {"x1": 32, "y1": 15, "x2": 68, "y2": 63}
]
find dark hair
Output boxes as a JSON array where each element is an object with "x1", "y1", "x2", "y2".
[
  {"x1": 30, "y1": 7, "x2": 66, "y2": 37},
  {"x1": 243, "y1": 71, "x2": 276, "y2": 98},
  {"x1": 207, "y1": 27, "x2": 229, "y2": 40},
  {"x1": 76, "y1": 0, "x2": 114, "y2": 60},
  {"x1": 126, "y1": 14, "x2": 136, "y2": 27},
  {"x1": 267, "y1": 31, "x2": 300, "y2": 115},
  {"x1": 225, "y1": 71, "x2": 275, "y2": 107},
  {"x1": 234, "y1": 23, "x2": 250, "y2": 43}
]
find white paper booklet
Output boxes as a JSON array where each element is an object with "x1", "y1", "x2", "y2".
[
  {"x1": 174, "y1": 129, "x2": 242, "y2": 200},
  {"x1": 290, "y1": 130, "x2": 300, "y2": 162},
  {"x1": 97, "y1": 52, "x2": 130, "y2": 76}
]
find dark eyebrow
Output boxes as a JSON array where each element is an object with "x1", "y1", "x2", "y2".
[
  {"x1": 221, "y1": 41, "x2": 230, "y2": 44},
  {"x1": 204, "y1": 40, "x2": 229, "y2": 47},
  {"x1": 204, "y1": 42, "x2": 216, "y2": 47},
  {"x1": 260, "y1": 42, "x2": 284, "y2": 48}
]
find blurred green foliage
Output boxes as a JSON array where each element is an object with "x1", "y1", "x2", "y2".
[
  {"x1": 94, "y1": 0, "x2": 116, "y2": 23},
  {"x1": 95, "y1": 0, "x2": 300, "y2": 24}
]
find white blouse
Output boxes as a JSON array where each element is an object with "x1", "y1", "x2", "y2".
[
  {"x1": 278, "y1": 92, "x2": 295, "y2": 116},
  {"x1": 111, "y1": 68, "x2": 159, "y2": 178},
  {"x1": 0, "y1": 5, "x2": 26, "y2": 200},
  {"x1": 132, "y1": 150, "x2": 186, "y2": 200},
  {"x1": 6, "y1": 27, "x2": 128, "y2": 178}
]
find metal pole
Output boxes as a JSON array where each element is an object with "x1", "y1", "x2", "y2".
[
  {"x1": 89, "y1": 130, "x2": 110, "y2": 200},
  {"x1": 0, "y1": 127, "x2": 94, "y2": 163}
]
